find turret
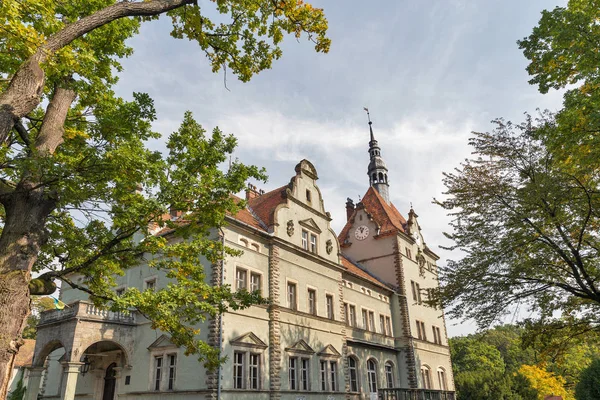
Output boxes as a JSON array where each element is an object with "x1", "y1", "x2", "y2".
[{"x1": 364, "y1": 108, "x2": 390, "y2": 204}]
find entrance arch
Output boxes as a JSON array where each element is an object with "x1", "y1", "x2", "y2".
[{"x1": 102, "y1": 363, "x2": 117, "y2": 400}]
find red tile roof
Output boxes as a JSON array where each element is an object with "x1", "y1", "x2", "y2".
[
  {"x1": 14, "y1": 339, "x2": 35, "y2": 367},
  {"x1": 341, "y1": 255, "x2": 393, "y2": 290},
  {"x1": 338, "y1": 186, "x2": 407, "y2": 244},
  {"x1": 246, "y1": 185, "x2": 289, "y2": 228}
]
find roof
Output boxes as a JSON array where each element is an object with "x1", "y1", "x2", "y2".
[
  {"x1": 14, "y1": 339, "x2": 35, "y2": 367},
  {"x1": 246, "y1": 185, "x2": 289, "y2": 228},
  {"x1": 339, "y1": 186, "x2": 407, "y2": 244},
  {"x1": 341, "y1": 254, "x2": 394, "y2": 291}
]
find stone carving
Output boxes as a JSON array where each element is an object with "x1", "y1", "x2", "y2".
[
  {"x1": 287, "y1": 220, "x2": 294, "y2": 237},
  {"x1": 416, "y1": 251, "x2": 426, "y2": 277},
  {"x1": 326, "y1": 239, "x2": 333, "y2": 254}
]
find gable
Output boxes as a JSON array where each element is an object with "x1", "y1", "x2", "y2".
[
  {"x1": 285, "y1": 339, "x2": 315, "y2": 355},
  {"x1": 298, "y1": 218, "x2": 322, "y2": 234},
  {"x1": 317, "y1": 344, "x2": 341, "y2": 358},
  {"x1": 230, "y1": 332, "x2": 268, "y2": 350},
  {"x1": 148, "y1": 334, "x2": 177, "y2": 350}
]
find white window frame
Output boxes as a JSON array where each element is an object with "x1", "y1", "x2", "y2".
[
  {"x1": 288, "y1": 356, "x2": 310, "y2": 391},
  {"x1": 349, "y1": 304, "x2": 357, "y2": 327},
  {"x1": 367, "y1": 359, "x2": 378, "y2": 394},
  {"x1": 325, "y1": 293, "x2": 334, "y2": 320},
  {"x1": 348, "y1": 356, "x2": 359, "y2": 392},
  {"x1": 385, "y1": 316, "x2": 392, "y2": 336},
  {"x1": 236, "y1": 268, "x2": 248, "y2": 291},
  {"x1": 287, "y1": 280, "x2": 298, "y2": 310},
  {"x1": 301, "y1": 230, "x2": 308, "y2": 250},
  {"x1": 385, "y1": 361, "x2": 394, "y2": 388},
  {"x1": 149, "y1": 350, "x2": 178, "y2": 391},
  {"x1": 250, "y1": 272, "x2": 261, "y2": 293},
  {"x1": 437, "y1": 368, "x2": 447, "y2": 391},
  {"x1": 310, "y1": 233, "x2": 318, "y2": 254},
  {"x1": 307, "y1": 287, "x2": 317, "y2": 315}
]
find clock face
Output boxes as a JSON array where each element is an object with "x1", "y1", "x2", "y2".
[{"x1": 354, "y1": 225, "x2": 370, "y2": 241}]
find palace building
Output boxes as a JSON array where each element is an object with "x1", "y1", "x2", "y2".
[{"x1": 24, "y1": 120, "x2": 455, "y2": 400}]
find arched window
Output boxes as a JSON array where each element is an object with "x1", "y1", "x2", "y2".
[
  {"x1": 348, "y1": 356, "x2": 359, "y2": 392},
  {"x1": 367, "y1": 359, "x2": 378, "y2": 394},
  {"x1": 421, "y1": 365, "x2": 431, "y2": 389},
  {"x1": 384, "y1": 174, "x2": 388, "y2": 183},
  {"x1": 251, "y1": 243, "x2": 260, "y2": 252},
  {"x1": 437, "y1": 368, "x2": 447, "y2": 391},
  {"x1": 239, "y1": 238, "x2": 249, "y2": 247},
  {"x1": 372, "y1": 173, "x2": 377, "y2": 183},
  {"x1": 384, "y1": 361, "x2": 394, "y2": 388},
  {"x1": 378, "y1": 172, "x2": 384, "y2": 182}
]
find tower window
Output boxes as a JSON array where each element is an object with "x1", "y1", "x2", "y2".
[
  {"x1": 378, "y1": 172, "x2": 384, "y2": 182},
  {"x1": 372, "y1": 173, "x2": 377, "y2": 183},
  {"x1": 306, "y1": 190, "x2": 311, "y2": 203}
]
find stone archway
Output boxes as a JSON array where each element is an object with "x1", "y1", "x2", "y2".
[{"x1": 79, "y1": 340, "x2": 128, "y2": 400}]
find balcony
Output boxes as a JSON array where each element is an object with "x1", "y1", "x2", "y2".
[
  {"x1": 39, "y1": 300, "x2": 135, "y2": 326},
  {"x1": 379, "y1": 389, "x2": 456, "y2": 400}
]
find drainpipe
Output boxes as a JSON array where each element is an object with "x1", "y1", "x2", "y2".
[{"x1": 216, "y1": 228, "x2": 225, "y2": 400}]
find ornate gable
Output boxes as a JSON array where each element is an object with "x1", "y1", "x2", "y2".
[
  {"x1": 285, "y1": 339, "x2": 315, "y2": 355},
  {"x1": 317, "y1": 344, "x2": 341, "y2": 358},
  {"x1": 230, "y1": 332, "x2": 268, "y2": 350}
]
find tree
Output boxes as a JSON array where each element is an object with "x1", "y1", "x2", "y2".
[
  {"x1": 0, "y1": 0, "x2": 330, "y2": 395},
  {"x1": 575, "y1": 358, "x2": 600, "y2": 400},
  {"x1": 519, "y1": 364, "x2": 573, "y2": 400},
  {"x1": 437, "y1": 114, "x2": 600, "y2": 331}
]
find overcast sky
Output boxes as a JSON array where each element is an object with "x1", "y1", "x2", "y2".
[{"x1": 112, "y1": 0, "x2": 566, "y2": 336}]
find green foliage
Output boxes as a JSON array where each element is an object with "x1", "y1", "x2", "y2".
[
  {"x1": 437, "y1": 114, "x2": 600, "y2": 331},
  {"x1": 8, "y1": 370, "x2": 26, "y2": 400},
  {"x1": 575, "y1": 358, "x2": 600, "y2": 400}
]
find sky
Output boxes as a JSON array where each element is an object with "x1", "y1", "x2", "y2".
[{"x1": 112, "y1": 0, "x2": 566, "y2": 336}]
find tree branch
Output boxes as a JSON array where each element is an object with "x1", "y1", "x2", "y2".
[{"x1": 35, "y1": 84, "x2": 77, "y2": 155}]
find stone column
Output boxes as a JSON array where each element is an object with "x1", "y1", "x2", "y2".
[
  {"x1": 24, "y1": 367, "x2": 45, "y2": 400},
  {"x1": 60, "y1": 362, "x2": 83, "y2": 400}
]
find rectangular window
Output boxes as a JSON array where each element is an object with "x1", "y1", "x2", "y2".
[
  {"x1": 154, "y1": 356, "x2": 163, "y2": 391},
  {"x1": 300, "y1": 358, "x2": 309, "y2": 390},
  {"x1": 386, "y1": 316, "x2": 392, "y2": 336},
  {"x1": 411, "y1": 281, "x2": 417, "y2": 301},
  {"x1": 368, "y1": 311, "x2": 375, "y2": 332},
  {"x1": 438, "y1": 370, "x2": 447, "y2": 390},
  {"x1": 349, "y1": 305, "x2": 357, "y2": 327},
  {"x1": 308, "y1": 289, "x2": 317, "y2": 315},
  {"x1": 326, "y1": 294, "x2": 334, "y2": 319},
  {"x1": 406, "y1": 247, "x2": 412, "y2": 259},
  {"x1": 385, "y1": 363, "x2": 394, "y2": 388},
  {"x1": 236, "y1": 269, "x2": 247, "y2": 291},
  {"x1": 362, "y1": 309, "x2": 368, "y2": 330},
  {"x1": 234, "y1": 351, "x2": 245, "y2": 389},
  {"x1": 320, "y1": 360, "x2": 327, "y2": 391},
  {"x1": 310, "y1": 234, "x2": 317, "y2": 253},
  {"x1": 287, "y1": 282, "x2": 297, "y2": 310},
  {"x1": 250, "y1": 353, "x2": 260, "y2": 389},
  {"x1": 330, "y1": 361, "x2": 337, "y2": 391},
  {"x1": 289, "y1": 357, "x2": 297, "y2": 390},
  {"x1": 349, "y1": 358, "x2": 358, "y2": 392},
  {"x1": 380, "y1": 315, "x2": 385, "y2": 334},
  {"x1": 432, "y1": 326, "x2": 442, "y2": 344},
  {"x1": 416, "y1": 320, "x2": 427, "y2": 341},
  {"x1": 302, "y1": 230, "x2": 308, "y2": 250},
  {"x1": 168, "y1": 354, "x2": 176, "y2": 390},
  {"x1": 411, "y1": 281, "x2": 422, "y2": 304},
  {"x1": 344, "y1": 303, "x2": 349, "y2": 325},
  {"x1": 146, "y1": 278, "x2": 157, "y2": 291},
  {"x1": 250, "y1": 273, "x2": 261, "y2": 293}
]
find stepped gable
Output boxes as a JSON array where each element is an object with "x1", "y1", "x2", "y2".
[
  {"x1": 246, "y1": 184, "x2": 288, "y2": 228},
  {"x1": 339, "y1": 186, "x2": 407, "y2": 245},
  {"x1": 341, "y1": 254, "x2": 394, "y2": 291}
]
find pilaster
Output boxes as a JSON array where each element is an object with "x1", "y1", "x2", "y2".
[
  {"x1": 205, "y1": 254, "x2": 224, "y2": 400},
  {"x1": 60, "y1": 362, "x2": 83, "y2": 400},
  {"x1": 23, "y1": 367, "x2": 45, "y2": 400},
  {"x1": 268, "y1": 244, "x2": 281, "y2": 400}
]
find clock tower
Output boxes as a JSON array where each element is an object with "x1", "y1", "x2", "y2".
[{"x1": 365, "y1": 110, "x2": 390, "y2": 204}]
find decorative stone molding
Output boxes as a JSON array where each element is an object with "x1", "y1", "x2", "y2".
[
  {"x1": 326, "y1": 239, "x2": 333, "y2": 254},
  {"x1": 269, "y1": 244, "x2": 282, "y2": 400},
  {"x1": 286, "y1": 220, "x2": 294, "y2": 237}
]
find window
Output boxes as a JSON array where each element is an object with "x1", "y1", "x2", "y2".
[
  {"x1": 411, "y1": 281, "x2": 422, "y2": 304},
  {"x1": 310, "y1": 233, "x2": 317, "y2": 254},
  {"x1": 289, "y1": 357, "x2": 297, "y2": 390},
  {"x1": 146, "y1": 278, "x2": 157, "y2": 291},
  {"x1": 326, "y1": 294, "x2": 334, "y2": 319},
  {"x1": 416, "y1": 320, "x2": 427, "y2": 340},
  {"x1": 406, "y1": 247, "x2": 412, "y2": 259},
  {"x1": 251, "y1": 243, "x2": 260, "y2": 252},
  {"x1": 368, "y1": 311, "x2": 375, "y2": 332},
  {"x1": 432, "y1": 326, "x2": 442, "y2": 344},
  {"x1": 168, "y1": 354, "x2": 176, "y2": 390},
  {"x1": 306, "y1": 189, "x2": 312, "y2": 203},
  {"x1": 385, "y1": 317, "x2": 392, "y2": 336},
  {"x1": 380, "y1": 315, "x2": 385, "y2": 334},
  {"x1": 250, "y1": 354, "x2": 260, "y2": 389},
  {"x1": 154, "y1": 356, "x2": 163, "y2": 391},
  {"x1": 308, "y1": 289, "x2": 317, "y2": 315},
  {"x1": 385, "y1": 362, "x2": 394, "y2": 388},
  {"x1": 115, "y1": 287, "x2": 125, "y2": 297},
  {"x1": 344, "y1": 303, "x2": 349, "y2": 325},
  {"x1": 367, "y1": 359, "x2": 378, "y2": 393},
  {"x1": 236, "y1": 269, "x2": 247, "y2": 291},
  {"x1": 250, "y1": 273, "x2": 261, "y2": 293},
  {"x1": 300, "y1": 358, "x2": 309, "y2": 390},
  {"x1": 349, "y1": 357, "x2": 359, "y2": 392},
  {"x1": 302, "y1": 230, "x2": 308, "y2": 250},
  {"x1": 330, "y1": 361, "x2": 338, "y2": 391},
  {"x1": 320, "y1": 360, "x2": 327, "y2": 391},
  {"x1": 234, "y1": 351, "x2": 245, "y2": 389},
  {"x1": 349, "y1": 305, "x2": 357, "y2": 327},
  {"x1": 438, "y1": 369, "x2": 447, "y2": 391},
  {"x1": 287, "y1": 282, "x2": 297, "y2": 310},
  {"x1": 421, "y1": 366, "x2": 432, "y2": 389},
  {"x1": 362, "y1": 309, "x2": 368, "y2": 330}
]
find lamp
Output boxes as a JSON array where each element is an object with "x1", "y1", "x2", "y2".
[{"x1": 80, "y1": 356, "x2": 91, "y2": 375}]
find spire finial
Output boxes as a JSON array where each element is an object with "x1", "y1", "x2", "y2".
[{"x1": 363, "y1": 107, "x2": 375, "y2": 142}]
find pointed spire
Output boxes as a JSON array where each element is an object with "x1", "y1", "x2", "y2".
[{"x1": 364, "y1": 108, "x2": 390, "y2": 204}]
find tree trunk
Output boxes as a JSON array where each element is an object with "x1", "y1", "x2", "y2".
[{"x1": 0, "y1": 186, "x2": 57, "y2": 397}]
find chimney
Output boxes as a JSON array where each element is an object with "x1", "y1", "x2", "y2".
[
  {"x1": 245, "y1": 183, "x2": 261, "y2": 201},
  {"x1": 170, "y1": 206, "x2": 183, "y2": 220},
  {"x1": 346, "y1": 198, "x2": 355, "y2": 221}
]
